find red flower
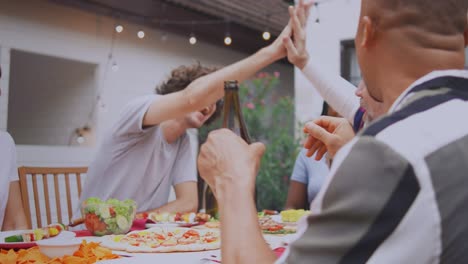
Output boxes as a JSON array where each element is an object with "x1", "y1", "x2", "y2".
[{"x1": 246, "y1": 102, "x2": 255, "y2": 109}]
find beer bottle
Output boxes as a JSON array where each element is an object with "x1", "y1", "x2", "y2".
[{"x1": 204, "y1": 80, "x2": 253, "y2": 217}]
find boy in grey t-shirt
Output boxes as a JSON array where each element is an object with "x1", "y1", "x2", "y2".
[
  {"x1": 79, "y1": 65, "x2": 220, "y2": 214},
  {"x1": 78, "y1": 25, "x2": 291, "y2": 215}
]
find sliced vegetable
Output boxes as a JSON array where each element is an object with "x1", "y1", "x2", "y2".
[{"x1": 4, "y1": 223, "x2": 65, "y2": 243}]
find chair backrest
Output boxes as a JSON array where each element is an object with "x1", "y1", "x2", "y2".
[{"x1": 18, "y1": 166, "x2": 87, "y2": 229}]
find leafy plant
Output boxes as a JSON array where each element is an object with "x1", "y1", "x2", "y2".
[{"x1": 198, "y1": 72, "x2": 301, "y2": 211}]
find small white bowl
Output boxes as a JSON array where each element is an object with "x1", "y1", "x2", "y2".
[{"x1": 36, "y1": 238, "x2": 82, "y2": 258}]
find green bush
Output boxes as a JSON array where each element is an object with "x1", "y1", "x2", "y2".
[{"x1": 198, "y1": 72, "x2": 300, "y2": 211}]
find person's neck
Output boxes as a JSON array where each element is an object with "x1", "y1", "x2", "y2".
[{"x1": 161, "y1": 119, "x2": 188, "y2": 144}]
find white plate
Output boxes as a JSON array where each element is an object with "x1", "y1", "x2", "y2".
[
  {"x1": 0, "y1": 230, "x2": 76, "y2": 249},
  {"x1": 145, "y1": 222, "x2": 199, "y2": 228}
]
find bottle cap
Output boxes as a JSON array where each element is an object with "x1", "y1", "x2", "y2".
[{"x1": 224, "y1": 80, "x2": 239, "y2": 90}]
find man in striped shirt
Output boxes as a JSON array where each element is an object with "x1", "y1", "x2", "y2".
[{"x1": 198, "y1": 0, "x2": 468, "y2": 263}]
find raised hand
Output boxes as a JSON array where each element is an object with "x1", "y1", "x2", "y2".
[
  {"x1": 283, "y1": 0, "x2": 314, "y2": 69},
  {"x1": 303, "y1": 116, "x2": 355, "y2": 161},
  {"x1": 266, "y1": 21, "x2": 292, "y2": 62},
  {"x1": 296, "y1": 0, "x2": 314, "y2": 26},
  {"x1": 265, "y1": 0, "x2": 313, "y2": 62}
]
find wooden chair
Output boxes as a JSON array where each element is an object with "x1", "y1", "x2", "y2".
[{"x1": 18, "y1": 167, "x2": 87, "y2": 229}]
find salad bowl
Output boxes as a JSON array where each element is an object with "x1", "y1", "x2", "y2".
[{"x1": 81, "y1": 197, "x2": 136, "y2": 236}]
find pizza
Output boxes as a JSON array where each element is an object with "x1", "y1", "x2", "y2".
[
  {"x1": 147, "y1": 212, "x2": 211, "y2": 224},
  {"x1": 100, "y1": 227, "x2": 220, "y2": 253},
  {"x1": 259, "y1": 216, "x2": 296, "y2": 235}
]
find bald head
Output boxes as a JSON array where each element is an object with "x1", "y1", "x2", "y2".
[
  {"x1": 363, "y1": 0, "x2": 467, "y2": 36},
  {"x1": 355, "y1": 0, "x2": 468, "y2": 109}
]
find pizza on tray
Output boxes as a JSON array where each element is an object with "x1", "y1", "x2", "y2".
[
  {"x1": 100, "y1": 227, "x2": 220, "y2": 253},
  {"x1": 259, "y1": 216, "x2": 296, "y2": 235}
]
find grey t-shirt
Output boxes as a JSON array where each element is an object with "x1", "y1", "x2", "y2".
[{"x1": 78, "y1": 95, "x2": 197, "y2": 213}]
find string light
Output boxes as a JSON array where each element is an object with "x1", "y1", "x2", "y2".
[
  {"x1": 111, "y1": 62, "x2": 118, "y2": 71},
  {"x1": 160, "y1": 20, "x2": 168, "y2": 42},
  {"x1": 224, "y1": 34, "x2": 232, "y2": 46},
  {"x1": 189, "y1": 33, "x2": 197, "y2": 45},
  {"x1": 189, "y1": 21, "x2": 197, "y2": 45},
  {"x1": 115, "y1": 25, "x2": 123, "y2": 33},
  {"x1": 262, "y1": 14, "x2": 271, "y2": 41},
  {"x1": 76, "y1": 135, "x2": 85, "y2": 144},
  {"x1": 315, "y1": 2, "x2": 320, "y2": 24},
  {"x1": 108, "y1": 1, "x2": 340, "y2": 42},
  {"x1": 161, "y1": 32, "x2": 168, "y2": 42},
  {"x1": 224, "y1": 21, "x2": 232, "y2": 46}
]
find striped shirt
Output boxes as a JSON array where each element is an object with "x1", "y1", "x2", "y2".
[{"x1": 278, "y1": 70, "x2": 468, "y2": 264}]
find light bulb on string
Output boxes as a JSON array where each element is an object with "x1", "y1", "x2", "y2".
[
  {"x1": 224, "y1": 34, "x2": 232, "y2": 46},
  {"x1": 189, "y1": 35, "x2": 197, "y2": 45},
  {"x1": 161, "y1": 32, "x2": 168, "y2": 42},
  {"x1": 76, "y1": 135, "x2": 85, "y2": 145},
  {"x1": 115, "y1": 25, "x2": 123, "y2": 33},
  {"x1": 224, "y1": 21, "x2": 232, "y2": 46},
  {"x1": 262, "y1": 14, "x2": 271, "y2": 41},
  {"x1": 315, "y1": 2, "x2": 320, "y2": 24},
  {"x1": 189, "y1": 21, "x2": 197, "y2": 45},
  {"x1": 137, "y1": 30, "x2": 145, "y2": 39},
  {"x1": 100, "y1": 101, "x2": 108, "y2": 112},
  {"x1": 111, "y1": 62, "x2": 119, "y2": 71}
]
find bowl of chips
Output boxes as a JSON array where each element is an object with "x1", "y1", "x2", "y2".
[
  {"x1": 81, "y1": 197, "x2": 137, "y2": 236},
  {"x1": 0, "y1": 241, "x2": 120, "y2": 263}
]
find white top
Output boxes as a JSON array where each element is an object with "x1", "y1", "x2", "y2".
[
  {"x1": 0, "y1": 131, "x2": 19, "y2": 228},
  {"x1": 301, "y1": 60, "x2": 360, "y2": 124},
  {"x1": 78, "y1": 95, "x2": 197, "y2": 213}
]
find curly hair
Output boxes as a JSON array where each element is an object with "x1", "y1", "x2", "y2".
[{"x1": 155, "y1": 63, "x2": 223, "y2": 126}]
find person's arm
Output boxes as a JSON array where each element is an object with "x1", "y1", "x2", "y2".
[
  {"x1": 301, "y1": 62, "x2": 360, "y2": 124},
  {"x1": 198, "y1": 129, "x2": 276, "y2": 263},
  {"x1": 142, "y1": 25, "x2": 291, "y2": 127},
  {"x1": 220, "y1": 185, "x2": 276, "y2": 264},
  {"x1": 285, "y1": 181, "x2": 308, "y2": 210},
  {"x1": 285, "y1": 151, "x2": 309, "y2": 210},
  {"x1": 148, "y1": 182, "x2": 198, "y2": 213},
  {"x1": 278, "y1": 137, "x2": 420, "y2": 263},
  {"x1": 2, "y1": 181, "x2": 28, "y2": 231},
  {"x1": 283, "y1": 2, "x2": 360, "y2": 124}
]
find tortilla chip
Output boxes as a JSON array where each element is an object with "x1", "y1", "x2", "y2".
[
  {"x1": 17, "y1": 248, "x2": 49, "y2": 263},
  {"x1": 62, "y1": 256, "x2": 88, "y2": 264},
  {"x1": 0, "y1": 241, "x2": 119, "y2": 264},
  {"x1": 0, "y1": 249, "x2": 18, "y2": 263}
]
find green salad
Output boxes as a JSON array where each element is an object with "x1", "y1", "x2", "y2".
[{"x1": 82, "y1": 197, "x2": 136, "y2": 236}]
